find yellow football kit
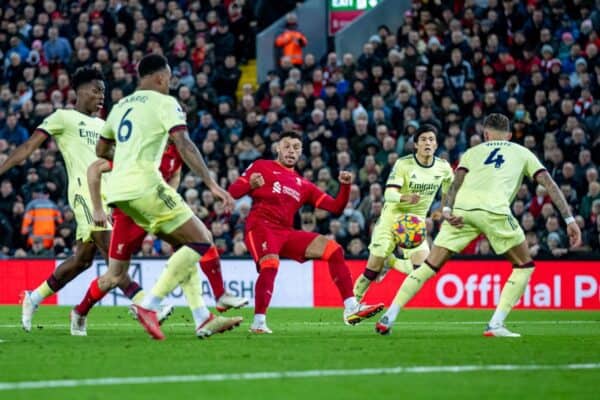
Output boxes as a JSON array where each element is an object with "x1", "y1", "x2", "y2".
[
  {"x1": 38, "y1": 109, "x2": 111, "y2": 242},
  {"x1": 435, "y1": 140, "x2": 546, "y2": 254}
]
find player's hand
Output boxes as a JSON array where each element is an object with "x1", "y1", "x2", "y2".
[
  {"x1": 567, "y1": 222, "x2": 582, "y2": 248},
  {"x1": 442, "y1": 208, "x2": 464, "y2": 228},
  {"x1": 402, "y1": 193, "x2": 420, "y2": 204},
  {"x1": 211, "y1": 185, "x2": 235, "y2": 212},
  {"x1": 249, "y1": 172, "x2": 265, "y2": 189},
  {"x1": 446, "y1": 214, "x2": 464, "y2": 228},
  {"x1": 92, "y1": 208, "x2": 108, "y2": 228},
  {"x1": 338, "y1": 171, "x2": 353, "y2": 184}
]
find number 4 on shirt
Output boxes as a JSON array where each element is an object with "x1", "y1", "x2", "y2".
[{"x1": 484, "y1": 148, "x2": 505, "y2": 169}]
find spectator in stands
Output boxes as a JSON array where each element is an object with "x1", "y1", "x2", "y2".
[
  {"x1": 27, "y1": 236, "x2": 54, "y2": 258},
  {"x1": 275, "y1": 13, "x2": 307, "y2": 67},
  {"x1": 21, "y1": 185, "x2": 62, "y2": 249},
  {"x1": 0, "y1": 112, "x2": 28, "y2": 146},
  {"x1": 0, "y1": 0, "x2": 599, "y2": 256},
  {"x1": 43, "y1": 27, "x2": 72, "y2": 65},
  {"x1": 214, "y1": 55, "x2": 242, "y2": 100}
]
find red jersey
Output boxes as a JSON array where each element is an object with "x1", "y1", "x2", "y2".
[
  {"x1": 228, "y1": 159, "x2": 349, "y2": 230},
  {"x1": 159, "y1": 143, "x2": 183, "y2": 182}
]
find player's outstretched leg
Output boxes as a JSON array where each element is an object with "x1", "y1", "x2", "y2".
[
  {"x1": 383, "y1": 254, "x2": 414, "y2": 277},
  {"x1": 175, "y1": 256, "x2": 241, "y2": 338},
  {"x1": 250, "y1": 257, "x2": 279, "y2": 334},
  {"x1": 305, "y1": 236, "x2": 384, "y2": 325},
  {"x1": 134, "y1": 245, "x2": 203, "y2": 340},
  {"x1": 22, "y1": 240, "x2": 99, "y2": 332},
  {"x1": 136, "y1": 217, "x2": 243, "y2": 340},
  {"x1": 375, "y1": 244, "x2": 453, "y2": 335},
  {"x1": 483, "y1": 264, "x2": 533, "y2": 338},
  {"x1": 375, "y1": 261, "x2": 437, "y2": 335},
  {"x1": 484, "y1": 242, "x2": 535, "y2": 338},
  {"x1": 71, "y1": 266, "x2": 148, "y2": 336},
  {"x1": 199, "y1": 245, "x2": 248, "y2": 312},
  {"x1": 353, "y1": 255, "x2": 385, "y2": 302}
]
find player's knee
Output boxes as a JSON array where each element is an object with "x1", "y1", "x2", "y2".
[
  {"x1": 74, "y1": 256, "x2": 93, "y2": 272},
  {"x1": 514, "y1": 261, "x2": 535, "y2": 269},
  {"x1": 98, "y1": 275, "x2": 117, "y2": 290},
  {"x1": 322, "y1": 240, "x2": 343, "y2": 261},
  {"x1": 423, "y1": 259, "x2": 441, "y2": 272},
  {"x1": 259, "y1": 257, "x2": 280, "y2": 271}
]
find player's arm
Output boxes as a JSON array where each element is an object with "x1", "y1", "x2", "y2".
[
  {"x1": 96, "y1": 137, "x2": 115, "y2": 161},
  {"x1": 229, "y1": 161, "x2": 264, "y2": 198},
  {"x1": 310, "y1": 171, "x2": 352, "y2": 215},
  {"x1": 0, "y1": 131, "x2": 47, "y2": 175},
  {"x1": 167, "y1": 167, "x2": 182, "y2": 189},
  {"x1": 441, "y1": 167, "x2": 467, "y2": 227},
  {"x1": 87, "y1": 158, "x2": 112, "y2": 227},
  {"x1": 535, "y1": 170, "x2": 581, "y2": 247},
  {"x1": 383, "y1": 162, "x2": 419, "y2": 204},
  {"x1": 384, "y1": 187, "x2": 420, "y2": 204},
  {"x1": 436, "y1": 165, "x2": 455, "y2": 215},
  {"x1": 97, "y1": 115, "x2": 116, "y2": 161},
  {"x1": 170, "y1": 128, "x2": 234, "y2": 210}
]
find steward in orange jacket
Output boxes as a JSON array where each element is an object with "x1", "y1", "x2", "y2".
[{"x1": 275, "y1": 22, "x2": 307, "y2": 66}]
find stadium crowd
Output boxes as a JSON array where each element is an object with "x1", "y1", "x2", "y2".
[{"x1": 0, "y1": 0, "x2": 599, "y2": 259}]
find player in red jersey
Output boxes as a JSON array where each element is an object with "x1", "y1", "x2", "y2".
[
  {"x1": 228, "y1": 131, "x2": 384, "y2": 333},
  {"x1": 69, "y1": 143, "x2": 248, "y2": 336}
]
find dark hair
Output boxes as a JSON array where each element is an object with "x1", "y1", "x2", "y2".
[
  {"x1": 483, "y1": 113, "x2": 510, "y2": 132},
  {"x1": 71, "y1": 67, "x2": 105, "y2": 90},
  {"x1": 413, "y1": 124, "x2": 438, "y2": 142},
  {"x1": 138, "y1": 54, "x2": 168, "y2": 78},
  {"x1": 279, "y1": 131, "x2": 302, "y2": 141}
]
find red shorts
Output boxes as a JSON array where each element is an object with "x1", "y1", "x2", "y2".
[
  {"x1": 109, "y1": 208, "x2": 147, "y2": 261},
  {"x1": 244, "y1": 225, "x2": 319, "y2": 264}
]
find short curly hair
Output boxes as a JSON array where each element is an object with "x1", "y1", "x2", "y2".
[{"x1": 71, "y1": 67, "x2": 105, "y2": 91}]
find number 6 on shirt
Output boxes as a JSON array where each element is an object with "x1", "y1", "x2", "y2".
[{"x1": 117, "y1": 108, "x2": 133, "y2": 142}]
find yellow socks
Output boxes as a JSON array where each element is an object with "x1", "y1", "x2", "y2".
[
  {"x1": 353, "y1": 275, "x2": 372, "y2": 302},
  {"x1": 389, "y1": 256, "x2": 413, "y2": 275},
  {"x1": 392, "y1": 264, "x2": 437, "y2": 308},
  {"x1": 489, "y1": 266, "x2": 534, "y2": 327},
  {"x1": 30, "y1": 281, "x2": 55, "y2": 305},
  {"x1": 151, "y1": 246, "x2": 201, "y2": 299},
  {"x1": 131, "y1": 290, "x2": 145, "y2": 305}
]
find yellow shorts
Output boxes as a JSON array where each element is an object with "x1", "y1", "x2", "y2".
[
  {"x1": 434, "y1": 208, "x2": 525, "y2": 255},
  {"x1": 113, "y1": 182, "x2": 193, "y2": 235},
  {"x1": 71, "y1": 192, "x2": 111, "y2": 243},
  {"x1": 368, "y1": 216, "x2": 429, "y2": 259}
]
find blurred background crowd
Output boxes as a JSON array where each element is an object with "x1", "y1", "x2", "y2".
[{"x1": 0, "y1": 0, "x2": 599, "y2": 259}]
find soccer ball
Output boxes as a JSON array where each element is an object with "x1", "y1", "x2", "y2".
[{"x1": 392, "y1": 214, "x2": 426, "y2": 249}]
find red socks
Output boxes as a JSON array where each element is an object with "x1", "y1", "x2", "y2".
[
  {"x1": 74, "y1": 278, "x2": 107, "y2": 316},
  {"x1": 199, "y1": 246, "x2": 225, "y2": 300},
  {"x1": 254, "y1": 259, "x2": 279, "y2": 315},
  {"x1": 325, "y1": 246, "x2": 354, "y2": 300}
]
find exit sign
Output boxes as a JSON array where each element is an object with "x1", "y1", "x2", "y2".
[{"x1": 329, "y1": 0, "x2": 381, "y2": 34}]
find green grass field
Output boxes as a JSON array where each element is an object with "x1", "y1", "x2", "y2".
[{"x1": 0, "y1": 306, "x2": 599, "y2": 399}]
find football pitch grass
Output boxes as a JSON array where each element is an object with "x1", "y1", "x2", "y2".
[{"x1": 0, "y1": 306, "x2": 599, "y2": 399}]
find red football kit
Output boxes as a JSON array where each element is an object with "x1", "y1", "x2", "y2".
[
  {"x1": 228, "y1": 159, "x2": 353, "y2": 318},
  {"x1": 228, "y1": 159, "x2": 349, "y2": 262}
]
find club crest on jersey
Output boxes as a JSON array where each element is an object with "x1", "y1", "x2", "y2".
[{"x1": 296, "y1": 177, "x2": 302, "y2": 185}]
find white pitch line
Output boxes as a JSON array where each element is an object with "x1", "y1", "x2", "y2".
[
  {"x1": 0, "y1": 320, "x2": 598, "y2": 329},
  {"x1": 0, "y1": 363, "x2": 599, "y2": 391}
]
